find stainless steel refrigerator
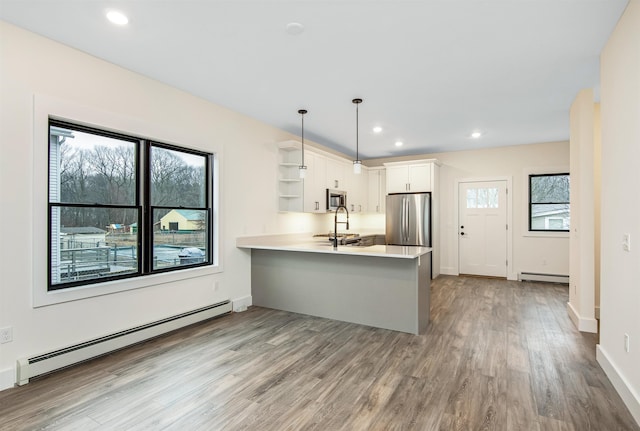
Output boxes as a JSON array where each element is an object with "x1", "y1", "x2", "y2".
[{"x1": 385, "y1": 192, "x2": 431, "y2": 246}]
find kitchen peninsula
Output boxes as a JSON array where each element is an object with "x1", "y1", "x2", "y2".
[{"x1": 237, "y1": 234, "x2": 432, "y2": 334}]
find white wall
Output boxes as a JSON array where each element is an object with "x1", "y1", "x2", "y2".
[
  {"x1": 597, "y1": 0, "x2": 640, "y2": 423},
  {"x1": 568, "y1": 89, "x2": 597, "y2": 333},
  {"x1": 0, "y1": 22, "x2": 318, "y2": 389},
  {"x1": 594, "y1": 102, "x2": 602, "y2": 318},
  {"x1": 367, "y1": 141, "x2": 570, "y2": 280}
]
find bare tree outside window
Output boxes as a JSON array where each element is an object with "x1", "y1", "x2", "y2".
[{"x1": 49, "y1": 120, "x2": 213, "y2": 290}]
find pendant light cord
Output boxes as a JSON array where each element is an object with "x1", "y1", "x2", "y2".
[
  {"x1": 356, "y1": 102, "x2": 359, "y2": 161},
  {"x1": 352, "y1": 98, "x2": 362, "y2": 162},
  {"x1": 298, "y1": 109, "x2": 307, "y2": 166}
]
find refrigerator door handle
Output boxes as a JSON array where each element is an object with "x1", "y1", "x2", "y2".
[
  {"x1": 403, "y1": 197, "x2": 409, "y2": 243},
  {"x1": 400, "y1": 197, "x2": 404, "y2": 243},
  {"x1": 401, "y1": 198, "x2": 404, "y2": 243},
  {"x1": 407, "y1": 198, "x2": 413, "y2": 245}
]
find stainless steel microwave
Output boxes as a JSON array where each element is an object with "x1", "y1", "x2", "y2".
[{"x1": 326, "y1": 189, "x2": 347, "y2": 211}]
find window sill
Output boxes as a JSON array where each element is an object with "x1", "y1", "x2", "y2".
[
  {"x1": 522, "y1": 231, "x2": 569, "y2": 239},
  {"x1": 34, "y1": 264, "x2": 221, "y2": 308}
]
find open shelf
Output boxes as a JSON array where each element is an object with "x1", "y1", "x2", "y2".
[{"x1": 277, "y1": 142, "x2": 304, "y2": 212}]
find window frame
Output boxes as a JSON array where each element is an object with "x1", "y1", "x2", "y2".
[
  {"x1": 47, "y1": 119, "x2": 214, "y2": 291},
  {"x1": 528, "y1": 172, "x2": 570, "y2": 233}
]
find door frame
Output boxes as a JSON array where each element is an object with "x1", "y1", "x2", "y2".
[{"x1": 454, "y1": 176, "x2": 515, "y2": 280}]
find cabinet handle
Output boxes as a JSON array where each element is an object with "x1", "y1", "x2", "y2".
[
  {"x1": 351, "y1": 204, "x2": 355, "y2": 212},
  {"x1": 376, "y1": 205, "x2": 379, "y2": 212},
  {"x1": 335, "y1": 180, "x2": 339, "y2": 189},
  {"x1": 359, "y1": 205, "x2": 362, "y2": 212},
  {"x1": 315, "y1": 201, "x2": 319, "y2": 211}
]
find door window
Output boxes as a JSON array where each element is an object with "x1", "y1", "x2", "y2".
[{"x1": 466, "y1": 187, "x2": 499, "y2": 209}]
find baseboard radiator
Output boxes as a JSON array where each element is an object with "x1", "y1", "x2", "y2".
[
  {"x1": 17, "y1": 300, "x2": 232, "y2": 386},
  {"x1": 518, "y1": 272, "x2": 569, "y2": 284}
]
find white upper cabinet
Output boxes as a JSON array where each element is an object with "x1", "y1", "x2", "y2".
[
  {"x1": 385, "y1": 160, "x2": 438, "y2": 193},
  {"x1": 277, "y1": 141, "x2": 380, "y2": 213},
  {"x1": 386, "y1": 165, "x2": 411, "y2": 194},
  {"x1": 408, "y1": 164, "x2": 431, "y2": 191},
  {"x1": 303, "y1": 152, "x2": 326, "y2": 213},
  {"x1": 346, "y1": 167, "x2": 368, "y2": 213},
  {"x1": 325, "y1": 158, "x2": 348, "y2": 190},
  {"x1": 368, "y1": 167, "x2": 386, "y2": 213}
]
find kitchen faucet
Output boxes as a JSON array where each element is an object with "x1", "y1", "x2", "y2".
[{"x1": 333, "y1": 204, "x2": 350, "y2": 250}]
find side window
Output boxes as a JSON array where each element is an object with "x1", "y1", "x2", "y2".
[
  {"x1": 48, "y1": 120, "x2": 214, "y2": 290},
  {"x1": 149, "y1": 144, "x2": 211, "y2": 270},
  {"x1": 529, "y1": 173, "x2": 570, "y2": 232}
]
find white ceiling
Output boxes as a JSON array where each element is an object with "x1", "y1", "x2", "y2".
[{"x1": 0, "y1": 0, "x2": 628, "y2": 159}]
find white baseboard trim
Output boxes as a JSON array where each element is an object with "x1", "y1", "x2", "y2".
[
  {"x1": 439, "y1": 267, "x2": 457, "y2": 276},
  {"x1": 232, "y1": 295, "x2": 252, "y2": 312},
  {"x1": 518, "y1": 272, "x2": 569, "y2": 284},
  {"x1": 0, "y1": 367, "x2": 15, "y2": 392},
  {"x1": 567, "y1": 301, "x2": 598, "y2": 333},
  {"x1": 596, "y1": 345, "x2": 640, "y2": 427},
  {"x1": 438, "y1": 267, "x2": 516, "y2": 280}
]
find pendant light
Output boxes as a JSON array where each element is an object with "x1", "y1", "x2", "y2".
[
  {"x1": 352, "y1": 98, "x2": 363, "y2": 174},
  {"x1": 298, "y1": 109, "x2": 308, "y2": 179}
]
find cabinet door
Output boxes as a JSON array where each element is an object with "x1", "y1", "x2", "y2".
[
  {"x1": 368, "y1": 169, "x2": 386, "y2": 213},
  {"x1": 350, "y1": 170, "x2": 368, "y2": 213},
  {"x1": 378, "y1": 169, "x2": 386, "y2": 212},
  {"x1": 408, "y1": 164, "x2": 431, "y2": 192},
  {"x1": 386, "y1": 165, "x2": 409, "y2": 194},
  {"x1": 303, "y1": 153, "x2": 326, "y2": 213},
  {"x1": 368, "y1": 170, "x2": 379, "y2": 212},
  {"x1": 326, "y1": 158, "x2": 347, "y2": 190}
]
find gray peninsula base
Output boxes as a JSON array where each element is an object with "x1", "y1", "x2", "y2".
[{"x1": 250, "y1": 249, "x2": 431, "y2": 334}]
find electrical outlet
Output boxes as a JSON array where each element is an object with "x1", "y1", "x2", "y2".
[
  {"x1": 624, "y1": 333, "x2": 630, "y2": 353},
  {"x1": 623, "y1": 233, "x2": 631, "y2": 252},
  {"x1": 0, "y1": 327, "x2": 13, "y2": 344}
]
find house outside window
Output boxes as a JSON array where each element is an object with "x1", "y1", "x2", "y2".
[
  {"x1": 48, "y1": 119, "x2": 214, "y2": 290},
  {"x1": 529, "y1": 173, "x2": 570, "y2": 232}
]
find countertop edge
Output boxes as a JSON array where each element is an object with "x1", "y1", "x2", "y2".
[{"x1": 237, "y1": 239, "x2": 431, "y2": 259}]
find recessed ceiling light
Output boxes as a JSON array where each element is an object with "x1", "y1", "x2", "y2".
[
  {"x1": 106, "y1": 10, "x2": 129, "y2": 26},
  {"x1": 470, "y1": 131, "x2": 482, "y2": 139},
  {"x1": 373, "y1": 126, "x2": 383, "y2": 133},
  {"x1": 286, "y1": 22, "x2": 305, "y2": 36},
  {"x1": 395, "y1": 141, "x2": 404, "y2": 147}
]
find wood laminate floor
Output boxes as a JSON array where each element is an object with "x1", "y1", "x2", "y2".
[{"x1": 1, "y1": 275, "x2": 638, "y2": 430}]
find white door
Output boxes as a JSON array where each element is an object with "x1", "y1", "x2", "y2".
[{"x1": 459, "y1": 180, "x2": 507, "y2": 277}]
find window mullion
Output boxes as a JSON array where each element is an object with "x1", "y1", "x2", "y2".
[{"x1": 142, "y1": 139, "x2": 152, "y2": 275}]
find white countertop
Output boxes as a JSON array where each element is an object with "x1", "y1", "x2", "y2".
[{"x1": 236, "y1": 233, "x2": 431, "y2": 259}]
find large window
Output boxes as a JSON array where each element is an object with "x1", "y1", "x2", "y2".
[
  {"x1": 48, "y1": 120, "x2": 213, "y2": 290},
  {"x1": 529, "y1": 173, "x2": 570, "y2": 232}
]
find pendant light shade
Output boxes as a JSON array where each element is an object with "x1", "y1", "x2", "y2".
[
  {"x1": 298, "y1": 109, "x2": 308, "y2": 179},
  {"x1": 352, "y1": 98, "x2": 363, "y2": 174}
]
